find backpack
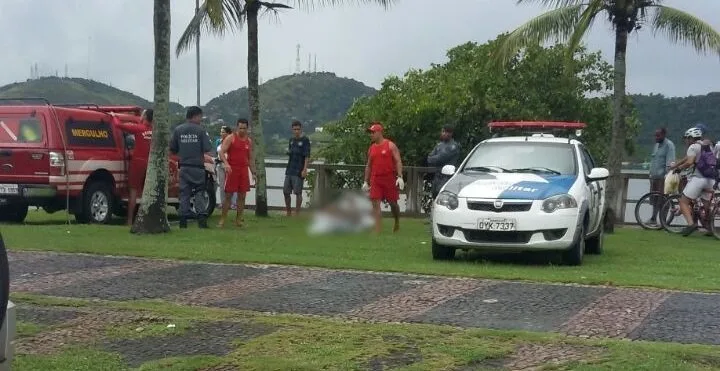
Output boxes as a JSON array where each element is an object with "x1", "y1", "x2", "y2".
[{"x1": 696, "y1": 144, "x2": 718, "y2": 179}]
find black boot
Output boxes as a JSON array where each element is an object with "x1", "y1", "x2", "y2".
[
  {"x1": 179, "y1": 217, "x2": 188, "y2": 229},
  {"x1": 198, "y1": 217, "x2": 208, "y2": 229}
]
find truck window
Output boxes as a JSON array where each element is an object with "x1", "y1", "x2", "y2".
[
  {"x1": 0, "y1": 117, "x2": 44, "y2": 146},
  {"x1": 65, "y1": 119, "x2": 117, "y2": 148}
]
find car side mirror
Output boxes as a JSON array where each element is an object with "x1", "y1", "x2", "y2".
[
  {"x1": 124, "y1": 134, "x2": 135, "y2": 150},
  {"x1": 441, "y1": 165, "x2": 456, "y2": 176},
  {"x1": 587, "y1": 167, "x2": 609, "y2": 181}
]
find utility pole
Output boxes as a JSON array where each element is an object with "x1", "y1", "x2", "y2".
[
  {"x1": 195, "y1": 0, "x2": 201, "y2": 106},
  {"x1": 314, "y1": 54, "x2": 317, "y2": 72},
  {"x1": 295, "y1": 44, "x2": 301, "y2": 74}
]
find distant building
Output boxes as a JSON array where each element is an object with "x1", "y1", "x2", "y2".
[{"x1": 315, "y1": 127, "x2": 323, "y2": 133}]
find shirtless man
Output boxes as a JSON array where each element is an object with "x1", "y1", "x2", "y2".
[{"x1": 361, "y1": 122, "x2": 404, "y2": 233}]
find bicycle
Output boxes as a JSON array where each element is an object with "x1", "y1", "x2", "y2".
[
  {"x1": 659, "y1": 183, "x2": 720, "y2": 239},
  {"x1": 634, "y1": 176, "x2": 686, "y2": 230}
]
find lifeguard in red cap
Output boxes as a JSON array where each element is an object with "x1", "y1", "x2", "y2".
[{"x1": 362, "y1": 122, "x2": 404, "y2": 233}]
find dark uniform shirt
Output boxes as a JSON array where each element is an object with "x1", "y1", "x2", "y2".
[
  {"x1": 170, "y1": 122, "x2": 211, "y2": 184},
  {"x1": 286, "y1": 136, "x2": 311, "y2": 176},
  {"x1": 427, "y1": 139, "x2": 461, "y2": 194}
]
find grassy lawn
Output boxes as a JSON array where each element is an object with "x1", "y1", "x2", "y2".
[
  {"x1": 11, "y1": 293, "x2": 720, "y2": 371},
  {"x1": 3, "y1": 210, "x2": 720, "y2": 292}
]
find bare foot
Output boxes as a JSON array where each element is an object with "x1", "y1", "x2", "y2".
[
  {"x1": 217, "y1": 219, "x2": 225, "y2": 228},
  {"x1": 235, "y1": 216, "x2": 244, "y2": 227}
]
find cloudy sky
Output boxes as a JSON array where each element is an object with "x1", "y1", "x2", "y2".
[{"x1": 1, "y1": 0, "x2": 718, "y2": 106}]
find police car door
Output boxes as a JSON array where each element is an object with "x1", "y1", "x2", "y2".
[{"x1": 578, "y1": 145, "x2": 600, "y2": 233}]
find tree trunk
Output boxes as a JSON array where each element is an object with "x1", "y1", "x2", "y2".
[
  {"x1": 131, "y1": 0, "x2": 172, "y2": 234},
  {"x1": 246, "y1": 0, "x2": 269, "y2": 217},
  {"x1": 603, "y1": 25, "x2": 630, "y2": 233}
]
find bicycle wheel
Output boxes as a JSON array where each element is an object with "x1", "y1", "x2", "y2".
[
  {"x1": 634, "y1": 191, "x2": 665, "y2": 230},
  {"x1": 659, "y1": 194, "x2": 693, "y2": 234},
  {"x1": 709, "y1": 205, "x2": 720, "y2": 240}
]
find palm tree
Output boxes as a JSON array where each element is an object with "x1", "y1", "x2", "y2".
[
  {"x1": 493, "y1": 0, "x2": 720, "y2": 232},
  {"x1": 175, "y1": 0, "x2": 395, "y2": 217},
  {"x1": 132, "y1": 0, "x2": 172, "y2": 234}
]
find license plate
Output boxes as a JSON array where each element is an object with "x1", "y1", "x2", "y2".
[
  {"x1": 0, "y1": 184, "x2": 19, "y2": 195},
  {"x1": 478, "y1": 218, "x2": 516, "y2": 231}
]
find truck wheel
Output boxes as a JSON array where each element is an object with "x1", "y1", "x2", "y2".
[
  {"x1": 431, "y1": 239, "x2": 456, "y2": 260},
  {"x1": 79, "y1": 182, "x2": 114, "y2": 224},
  {"x1": 0, "y1": 203, "x2": 28, "y2": 223}
]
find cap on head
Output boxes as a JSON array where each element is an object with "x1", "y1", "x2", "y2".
[
  {"x1": 695, "y1": 123, "x2": 709, "y2": 135},
  {"x1": 367, "y1": 121, "x2": 383, "y2": 133}
]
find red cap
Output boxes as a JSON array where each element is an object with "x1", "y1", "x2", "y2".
[{"x1": 367, "y1": 122, "x2": 383, "y2": 132}]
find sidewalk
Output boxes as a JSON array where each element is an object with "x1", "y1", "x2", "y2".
[{"x1": 9, "y1": 250, "x2": 720, "y2": 345}]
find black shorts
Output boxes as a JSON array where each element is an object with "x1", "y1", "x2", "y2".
[{"x1": 283, "y1": 175, "x2": 304, "y2": 195}]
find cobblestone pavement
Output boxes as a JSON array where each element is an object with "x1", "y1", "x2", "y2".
[{"x1": 9, "y1": 251, "x2": 720, "y2": 345}]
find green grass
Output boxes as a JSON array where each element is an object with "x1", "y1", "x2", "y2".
[
  {"x1": 11, "y1": 294, "x2": 720, "y2": 371},
  {"x1": 4, "y1": 210, "x2": 720, "y2": 292}
]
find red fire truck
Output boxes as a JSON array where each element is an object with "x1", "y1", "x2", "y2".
[{"x1": 0, "y1": 99, "x2": 216, "y2": 224}]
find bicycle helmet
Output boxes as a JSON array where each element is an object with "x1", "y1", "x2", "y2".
[
  {"x1": 695, "y1": 122, "x2": 709, "y2": 135},
  {"x1": 684, "y1": 127, "x2": 703, "y2": 139}
]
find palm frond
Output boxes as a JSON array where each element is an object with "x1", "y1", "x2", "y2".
[
  {"x1": 259, "y1": 2, "x2": 293, "y2": 23},
  {"x1": 175, "y1": 0, "x2": 246, "y2": 57},
  {"x1": 565, "y1": 0, "x2": 603, "y2": 58},
  {"x1": 288, "y1": 0, "x2": 396, "y2": 12},
  {"x1": 516, "y1": 0, "x2": 588, "y2": 8},
  {"x1": 650, "y1": 5, "x2": 720, "y2": 56},
  {"x1": 490, "y1": 4, "x2": 587, "y2": 68}
]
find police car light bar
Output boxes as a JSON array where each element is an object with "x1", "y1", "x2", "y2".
[{"x1": 488, "y1": 121, "x2": 586, "y2": 138}]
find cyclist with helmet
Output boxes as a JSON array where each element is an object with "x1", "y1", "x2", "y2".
[{"x1": 669, "y1": 127, "x2": 716, "y2": 236}]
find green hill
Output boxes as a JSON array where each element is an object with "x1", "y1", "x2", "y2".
[
  {"x1": 630, "y1": 92, "x2": 720, "y2": 160},
  {"x1": 0, "y1": 76, "x2": 185, "y2": 113},
  {"x1": 204, "y1": 72, "x2": 377, "y2": 138}
]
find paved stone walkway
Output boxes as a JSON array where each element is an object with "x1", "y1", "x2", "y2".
[{"x1": 9, "y1": 251, "x2": 720, "y2": 345}]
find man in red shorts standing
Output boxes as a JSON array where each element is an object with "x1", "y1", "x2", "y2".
[
  {"x1": 218, "y1": 118, "x2": 256, "y2": 227},
  {"x1": 362, "y1": 122, "x2": 404, "y2": 233},
  {"x1": 111, "y1": 109, "x2": 153, "y2": 225}
]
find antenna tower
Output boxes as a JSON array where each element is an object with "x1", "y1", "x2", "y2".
[
  {"x1": 307, "y1": 53, "x2": 311, "y2": 72},
  {"x1": 295, "y1": 44, "x2": 301, "y2": 74},
  {"x1": 314, "y1": 54, "x2": 317, "y2": 72}
]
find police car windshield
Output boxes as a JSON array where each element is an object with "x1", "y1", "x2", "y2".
[{"x1": 463, "y1": 142, "x2": 576, "y2": 175}]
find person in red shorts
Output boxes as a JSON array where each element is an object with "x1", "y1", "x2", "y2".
[
  {"x1": 218, "y1": 118, "x2": 256, "y2": 227},
  {"x1": 110, "y1": 109, "x2": 153, "y2": 225},
  {"x1": 362, "y1": 122, "x2": 404, "y2": 233}
]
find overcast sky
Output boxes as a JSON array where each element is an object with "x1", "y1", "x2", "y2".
[{"x1": 1, "y1": 0, "x2": 718, "y2": 106}]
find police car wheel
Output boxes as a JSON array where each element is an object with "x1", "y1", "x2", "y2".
[
  {"x1": 189, "y1": 179, "x2": 216, "y2": 217},
  {"x1": 431, "y1": 239, "x2": 455, "y2": 260},
  {"x1": 585, "y1": 216, "x2": 604, "y2": 255},
  {"x1": 561, "y1": 222, "x2": 585, "y2": 266}
]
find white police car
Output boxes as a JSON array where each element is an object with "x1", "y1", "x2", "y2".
[{"x1": 431, "y1": 121, "x2": 609, "y2": 265}]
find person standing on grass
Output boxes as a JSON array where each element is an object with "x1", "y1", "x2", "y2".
[
  {"x1": 110, "y1": 109, "x2": 153, "y2": 226},
  {"x1": 170, "y1": 106, "x2": 212, "y2": 229},
  {"x1": 215, "y1": 126, "x2": 237, "y2": 210},
  {"x1": 283, "y1": 120, "x2": 311, "y2": 216},
  {"x1": 362, "y1": 122, "x2": 404, "y2": 233},
  {"x1": 647, "y1": 127, "x2": 675, "y2": 226},
  {"x1": 218, "y1": 118, "x2": 256, "y2": 227}
]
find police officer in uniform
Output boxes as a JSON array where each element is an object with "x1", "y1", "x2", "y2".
[
  {"x1": 427, "y1": 125, "x2": 461, "y2": 198},
  {"x1": 170, "y1": 106, "x2": 212, "y2": 229}
]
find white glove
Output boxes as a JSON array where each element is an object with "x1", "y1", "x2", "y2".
[
  {"x1": 396, "y1": 177, "x2": 405, "y2": 191},
  {"x1": 361, "y1": 182, "x2": 370, "y2": 192}
]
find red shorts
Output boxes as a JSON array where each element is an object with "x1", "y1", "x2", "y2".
[
  {"x1": 369, "y1": 175, "x2": 399, "y2": 202},
  {"x1": 224, "y1": 167, "x2": 250, "y2": 193},
  {"x1": 128, "y1": 160, "x2": 146, "y2": 191}
]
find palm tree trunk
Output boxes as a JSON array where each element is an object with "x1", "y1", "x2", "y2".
[
  {"x1": 603, "y1": 25, "x2": 630, "y2": 233},
  {"x1": 246, "y1": 0, "x2": 269, "y2": 217},
  {"x1": 131, "y1": 0, "x2": 172, "y2": 234}
]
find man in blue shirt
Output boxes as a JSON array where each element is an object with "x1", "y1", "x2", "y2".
[
  {"x1": 284, "y1": 120, "x2": 311, "y2": 216},
  {"x1": 647, "y1": 127, "x2": 676, "y2": 225}
]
